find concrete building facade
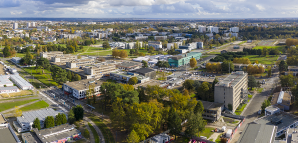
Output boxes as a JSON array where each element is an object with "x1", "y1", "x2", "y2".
[
  {"x1": 63, "y1": 79, "x2": 102, "y2": 99},
  {"x1": 51, "y1": 54, "x2": 77, "y2": 63},
  {"x1": 214, "y1": 71, "x2": 248, "y2": 112},
  {"x1": 40, "y1": 51, "x2": 64, "y2": 60},
  {"x1": 66, "y1": 59, "x2": 95, "y2": 69},
  {"x1": 168, "y1": 52, "x2": 202, "y2": 67}
]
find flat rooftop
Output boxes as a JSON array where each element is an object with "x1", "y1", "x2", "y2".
[
  {"x1": 0, "y1": 114, "x2": 6, "y2": 124},
  {"x1": 254, "y1": 112, "x2": 298, "y2": 132},
  {"x1": 64, "y1": 79, "x2": 103, "y2": 91},
  {"x1": 271, "y1": 91, "x2": 291, "y2": 107},
  {"x1": 0, "y1": 125, "x2": 20, "y2": 143},
  {"x1": 17, "y1": 108, "x2": 63, "y2": 125},
  {"x1": 237, "y1": 123, "x2": 276, "y2": 143},
  {"x1": 111, "y1": 70, "x2": 148, "y2": 80},
  {"x1": 22, "y1": 132, "x2": 42, "y2": 143},
  {"x1": 130, "y1": 68, "x2": 155, "y2": 74},
  {"x1": 288, "y1": 66, "x2": 298, "y2": 70},
  {"x1": 216, "y1": 71, "x2": 247, "y2": 87},
  {"x1": 0, "y1": 75, "x2": 13, "y2": 86},
  {"x1": 200, "y1": 100, "x2": 224, "y2": 111},
  {"x1": 134, "y1": 80, "x2": 163, "y2": 88},
  {"x1": 10, "y1": 75, "x2": 33, "y2": 88},
  {"x1": 116, "y1": 62, "x2": 142, "y2": 68},
  {"x1": 33, "y1": 124, "x2": 80, "y2": 143}
]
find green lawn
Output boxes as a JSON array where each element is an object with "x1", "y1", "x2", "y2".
[
  {"x1": 253, "y1": 46, "x2": 285, "y2": 53},
  {"x1": 241, "y1": 55, "x2": 278, "y2": 65},
  {"x1": 257, "y1": 88, "x2": 264, "y2": 93},
  {"x1": 88, "y1": 123, "x2": 100, "y2": 143},
  {"x1": 18, "y1": 100, "x2": 49, "y2": 112},
  {"x1": 248, "y1": 94, "x2": 253, "y2": 99},
  {"x1": 201, "y1": 55, "x2": 209, "y2": 59},
  {"x1": 199, "y1": 127, "x2": 214, "y2": 138},
  {"x1": 23, "y1": 67, "x2": 59, "y2": 87},
  {"x1": 239, "y1": 41, "x2": 247, "y2": 45},
  {"x1": 235, "y1": 104, "x2": 247, "y2": 115},
  {"x1": 0, "y1": 99, "x2": 38, "y2": 112},
  {"x1": 89, "y1": 115, "x2": 115, "y2": 143}
]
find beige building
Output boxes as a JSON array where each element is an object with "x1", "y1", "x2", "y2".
[
  {"x1": 40, "y1": 51, "x2": 64, "y2": 60},
  {"x1": 66, "y1": 59, "x2": 95, "y2": 69},
  {"x1": 63, "y1": 79, "x2": 103, "y2": 99},
  {"x1": 214, "y1": 71, "x2": 248, "y2": 112},
  {"x1": 84, "y1": 63, "x2": 117, "y2": 79},
  {"x1": 51, "y1": 54, "x2": 77, "y2": 63}
]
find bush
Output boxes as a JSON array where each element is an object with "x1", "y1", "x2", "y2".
[{"x1": 84, "y1": 128, "x2": 90, "y2": 139}]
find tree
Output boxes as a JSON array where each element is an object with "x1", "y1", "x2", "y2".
[
  {"x1": 196, "y1": 82, "x2": 210, "y2": 101},
  {"x1": 61, "y1": 113, "x2": 67, "y2": 124},
  {"x1": 67, "y1": 71, "x2": 72, "y2": 81},
  {"x1": 55, "y1": 113, "x2": 63, "y2": 126},
  {"x1": 248, "y1": 76, "x2": 257, "y2": 90},
  {"x1": 279, "y1": 60, "x2": 288, "y2": 73},
  {"x1": 110, "y1": 98, "x2": 126, "y2": 130},
  {"x1": 185, "y1": 112, "x2": 206, "y2": 137},
  {"x1": 221, "y1": 60, "x2": 234, "y2": 73},
  {"x1": 267, "y1": 66, "x2": 272, "y2": 77},
  {"x1": 128, "y1": 77, "x2": 138, "y2": 85},
  {"x1": 141, "y1": 60, "x2": 148, "y2": 68},
  {"x1": 36, "y1": 58, "x2": 50, "y2": 74},
  {"x1": 127, "y1": 130, "x2": 140, "y2": 143},
  {"x1": 32, "y1": 118, "x2": 41, "y2": 130},
  {"x1": 102, "y1": 41, "x2": 111, "y2": 49},
  {"x1": 68, "y1": 109, "x2": 76, "y2": 124},
  {"x1": 280, "y1": 74, "x2": 295, "y2": 87},
  {"x1": 112, "y1": 49, "x2": 120, "y2": 58},
  {"x1": 182, "y1": 79, "x2": 195, "y2": 92},
  {"x1": 75, "y1": 74, "x2": 81, "y2": 81},
  {"x1": 84, "y1": 129, "x2": 90, "y2": 139},
  {"x1": 261, "y1": 99, "x2": 271, "y2": 113},
  {"x1": 73, "y1": 105, "x2": 84, "y2": 121},
  {"x1": 194, "y1": 101, "x2": 204, "y2": 114},
  {"x1": 168, "y1": 108, "x2": 182, "y2": 139},
  {"x1": 3, "y1": 46, "x2": 11, "y2": 57},
  {"x1": 228, "y1": 104, "x2": 233, "y2": 111},
  {"x1": 14, "y1": 106, "x2": 22, "y2": 117},
  {"x1": 44, "y1": 116, "x2": 55, "y2": 128},
  {"x1": 190, "y1": 58, "x2": 197, "y2": 68},
  {"x1": 119, "y1": 50, "x2": 128, "y2": 58}
]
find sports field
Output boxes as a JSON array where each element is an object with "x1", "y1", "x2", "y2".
[{"x1": 257, "y1": 40, "x2": 276, "y2": 46}]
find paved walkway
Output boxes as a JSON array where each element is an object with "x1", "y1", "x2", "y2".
[
  {"x1": 1, "y1": 100, "x2": 40, "y2": 114},
  {"x1": 86, "y1": 122, "x2": 95, "y2": 143},
  {"x1": 208, "y1": 132, "x2": 221, "y2": 141},
  {"x1": 85, "y1": 117, "x2": 105, "y2": 143}
]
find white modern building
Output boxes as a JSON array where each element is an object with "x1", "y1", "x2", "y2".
[
  {"x1": 135, "y1": 34, "x2": 148, "y2": 40},
  {"x1": 11, "y1": 57, "x2": 22, "y2": 64},
  {"x1": 10, "y1": 75, "x2": 34, "y2": 90},
  {"x1": 0, "y1": 86, "x2": 19, "y2": 93},
  {"x1": 230, "y1": 27, "x2": 239, "y2": 33},
  {"x1": 198, "y1": 25, "x2": 206, "y2": 33},
  {"x1": 13, "y1": 23, "x2": 18, "y2": 29},
  {"x1": 148, "y1": 41, "x2": 162, "y2": 50},
  {"x1": 167, "y1": 42, "x2": 183, "y2": 50},
  {"x1": 208, "y1": 26, "x2": 219, "y2": 33},
  {"x1": 197, "y1": 42, "x2": 204, "y2": 48},
  {"x1": 154, "y1": 36, "x2": 167, "y2": 40},
  {"x1": 13, "y1": 108, "x2": 64, "y2": 133},
  {"x1": 63, "y1": 79, "x2": 103, "y2": 99}
]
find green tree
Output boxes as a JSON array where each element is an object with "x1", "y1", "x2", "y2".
[
  {"x1": 127, "y1": 130, "x2": 140, "y2": 143},
  {"x1": 267, "y1": 66, "x2": 272, "y2": 77},
  {"x1": 68, "y1": 109, "x2": 76, "y2": 124},
  {"x1": 248, "y1": 76, "x2": 257, "y2": 90},
  {"x1": 61, "y1": 113, "x2": 67, "y2": 124},
  {"x1": 141, "y1": 60, "x2": 148, "y2": 68},
  {"x1": 110, "y1": 98, "x2": 126, "y2": 130},
  {"x1": 84, "y1": 129, "x2": 90, "y2": 139},
  {"x1": 194, "y1": 101, "x2": 204, "y2": 114},
  {"x1": 190, "y1": 58, "x2": 197, "y2": 68},
  {"x1": 103, "y1": 41, "x2": 111, "y2": 49},
  {"x1": 3, "y1": 46, "x2": 11, "y2": 57},
  {"x1": 196, "y1": 82, "x2": 210, "y2": 101},
  {"x1": 280, "y1": 74, "x2": 295, "y2": 87},
  {"x1": 211, "y1": 78, "x2": 219, "y2": 93},
  {"x1": 261, "y1": 99, "x2": 271, "y2": 113},
  {"x1": 36, "y1": 57, "x2": 50, "y2": 74},
  {"x1": 185, "y1": 112, "x2": 206, "y2": 137},
  {"x1": 122, "y1": 90, "x2": 139, "y2": 104},
  {"x1": 73, "y1": 105, "x2": 84, "y2": 121},
  {"x1": 32, "y1": 118, "x2": 41, "y2": 130},
  {"x1": 55, "y1": 113, "x2": 63, "y2": 126},
  {"x1": 221, "y1": 60, "x2": 234, "y2": 73},
  {"x1": 182, "y1": 79, "x2": 195, "y2": 92},
  {"x1": 56, "y1": 68, "x2": 68, "y2": 84},
  {"x1": 168, "y1": 110, "x2": 182, "y2": 139},
  {"x1": 67, "y1": 71, "x2": 72, "y2": 81},
  {"x1": 75, "y1": 74, "x2": 81, "y2": 81},
  {"x1": 279, "y1": 60, "x2": 288, "y2": 73},
  {"x1": 44, "y1": 116, "x2": 55, "y2": 128},
  {"x1": 128, "y1": 77, "x2": 138, "y2": 85}
]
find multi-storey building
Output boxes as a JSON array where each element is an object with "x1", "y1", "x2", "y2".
[
  {"x1": 83, "y1": 63, "x2": 117, "y2": 79},
  {"x1": 40, "y1": 51, "x2": 64, "y2": 60},
  {"x1": 63, "y1": 79, "x2": 103, "y2": 99},
  {"x1": 154, "y1": 36, "x2": 167, "y2": 40},
  {"x1": 198, "y1": 25, "x2": 206, "y2": 33},
  {"x1": 214, "y1": 71, "x2": 248, "y2": 112},
  {"x1": 66, "y1": 59, "x2": 95, "y2": 69},
  {"x1": 167, "y1": 52, "x2": 202, "y2": 67},
  {"x1": 51, "y1": 54, "x2": 77, "y2": 63},
  {"x1": 13, "y1": 23, "x2": 18, "y2": 29}
]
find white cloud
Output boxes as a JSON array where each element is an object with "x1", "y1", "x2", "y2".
[
  {"x1": 10, "y1": 11, "x2": 22, "y2": 15},
  {"x1": 256, "y1": 4, "x2": 265, "y2": 11}
]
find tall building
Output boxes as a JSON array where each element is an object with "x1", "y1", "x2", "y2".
[
  {"x1": 214, "y1": 71, "x2": 248, "y2": 112},
  {"x1": 31, "y1": 22, "x2": 36, "y2": 27},
  {"x1": 27, "y1": 22, "x2": 31, "y2": 28},
  {"x1": 13, "y1": 23, "x2": 18, "y2": 29},
  {"x1": 230, "y1": 27, "x2": 239, "y2": 33},
  {"x1": 198, "y1": 25, "x2": 206, "y2": 33}
]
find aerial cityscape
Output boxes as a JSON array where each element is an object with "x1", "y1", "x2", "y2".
[{"x1": 1, "y1": 1, "x2": 298, "y2": 143}]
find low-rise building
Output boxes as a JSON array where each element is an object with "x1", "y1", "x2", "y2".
[
  {"x1": 66, "y1": 59, "x2": 95, "y2": 69},
  {"x1": 237, "y1": 123, "x2": 277, "y2": 143},
  {"x1": 168, "y1": 52, "x2": 202, "y2": 67},
  {"x1": 10, "y1": 75, "x2": 34, "y2": 90},
  {"x1": 214, "y1": 71, "x2": 248, "y2": 112},
  {"x1": 110, "y1": 70, "x2": 150, "y2": 84},
  {"x1": 286, "y1": 66, "x2": 298, "y2": 76},
  {"x1": 116, "y1": 62, "x2": 142, "y2": 70},
  {"x1": 0, "y1": 86, "x2": 19, "y2": 93},
  {"x1": 135, "y1": 34, "x2": 148, "y2": 40},
  {"x1": 154, "y1": 36, "x2": 167, "y2": 40},
  {"x1": 200, "y1": 100, "x2": 224, "y2": 121},
  {"x1": 254, "y1": 112, "x2": 298, "y2": 137},
  {"x1": 148, "y1": 41, "x2": 162, "y2": 50},
  {"x1": 13, "y1": 108, "x2": 64, "y2": 133},
  {"x1": 265, "y1": 105, "x2": 281, "y2": 116},
  {"x1": 270, "y1": 91, "x2": 292, "y2": 111},
  {"x1": 167, "y1": 42, "x2": 183, "y2": 50},
  {"x1": 11, "y1": 57, "x2": 22, "y2": 64},
  {"x1": 0, "y1": 123, "x2": 21, "y2": 143},
  {"x1": 22, "y1": 124, "x2": 81, "y2": 143},
  {"x1": 130, "y1": 68, "x2": 156, "y2": 79},
  {"x1": 63, "y1": 79, "x2": 103, "y2": 99},
  {"x1": 83, "y1": 63, "x2": 117, "y2": 79},
  {"x1": 40, "y1": 51, "x2": 64, "y2": 60},
  {"x1": 149, "y1": 133, "x2": 170, "y2": 143},
  {"x1": 285, "y1": 127, "x2": 298, "y2": 143}
]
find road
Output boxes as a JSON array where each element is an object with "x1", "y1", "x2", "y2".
[{"x1": 230, "y1": 71, "x2": 279, "y2": 143}]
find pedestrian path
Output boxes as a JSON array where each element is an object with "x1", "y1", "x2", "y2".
[{"x1": 85, "y1": 122, "x2": 95, "y2": 143}]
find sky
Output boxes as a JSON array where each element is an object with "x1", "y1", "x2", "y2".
[{"x1": 1, "y1": 0, "x2": 298, "y2": 18}]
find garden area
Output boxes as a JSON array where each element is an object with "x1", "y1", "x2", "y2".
[
  {"x1": 17, "y1": 100, "x2": 49, "y2": 112},
  {"x1": 241, "y1": 55, "x2": 278, "y2": 65},
  {"x1": 0, "y1": 99, "x2": 38, "y2": 112}
]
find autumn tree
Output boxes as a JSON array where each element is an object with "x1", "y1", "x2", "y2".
[
  {"x1": 267, "y1": 66, "x2": 272, "y2": 77},
  {"x1": 127, "y1": 130, "x2": 140, "y2": 143},
  {"x1": 128, "y1": 77, "x2": 138, "y2": 85},
  {"x1": 112, "y1": 49, "x2": 120, "y2": 58},
  {"x1": 119, "y1": 50, "x2": 128, "y2": 58},
  {"x1": 190, "y1": 58, "x2": 197, "y2": 68},
  {"x1": 14, "y1": 106, "x2": 22, "y2": 117}
]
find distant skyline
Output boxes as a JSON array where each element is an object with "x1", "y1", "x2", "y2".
[{"x1": 0, "y1": 0, "x2": 297, "y2": 18}]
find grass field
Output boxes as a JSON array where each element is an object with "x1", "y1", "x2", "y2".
[
  {"x1": 253, "y1": 45, "x2": 285, "y2": 53},
  {"x1": 239, "y1": 41, "x2": 247, "y2": 45},
  {"x1": 89, "y1": 115, "x2": 115, "y2": 143},
  {"x1": 242, "y1": 55, "x2": 278, "y2": 64},
  {"x1": 235, "y1": 104, "x2": 247, "y2": 115},
  {"x1": 18, "y1": 100, "x2": 49, "y2": 112},
  {"x1": 201, "y1": 55, "x2": 209, "y2": 59},
  {"x1": 88, "y1": 123, "x2": 100, "y2": 143},
  {"x1": 0, "y1": 90, "x2": 33, "y2": 98},
  {"x1": 199, "y1": 127, "x2": 214, "y2": 138},
  {"x1": 23, "y1": 67, "x2": 60, "y2": 87},
  {"x1": 0, "y1": 99, "x2": 38, "y2": 112}
]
